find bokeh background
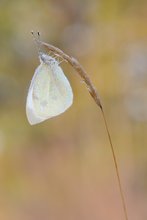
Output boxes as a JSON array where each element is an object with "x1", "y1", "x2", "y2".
[{"x1": 0, "y1": 0, "x2": 147, "y2": 219}]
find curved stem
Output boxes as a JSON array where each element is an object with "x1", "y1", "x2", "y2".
[
  {"x1": 33, "y1": 33, "x2": 129, "y2": 220},
  {"x1": 101, "y1": 108, "x2": 128, "y2": 220}
]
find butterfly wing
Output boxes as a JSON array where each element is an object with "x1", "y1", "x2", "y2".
[{"x1": 26, "y1": 63, "x2": 73, "y2": 125}]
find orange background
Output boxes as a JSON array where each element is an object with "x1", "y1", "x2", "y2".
[{"x1": 0, "y1": 0, "x2": 147, "y2": 219}]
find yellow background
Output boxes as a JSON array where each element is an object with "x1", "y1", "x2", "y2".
[{"x1": 0, "y1": 0, "x2": 147, "y2": 219}]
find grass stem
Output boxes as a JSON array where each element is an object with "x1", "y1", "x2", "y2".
[
  {"x1": 101, "y1": 107, "x2": 128, "y2": 220},
  {"x1": 31, "y1": 31, "x2": 129, "y2": 220}
]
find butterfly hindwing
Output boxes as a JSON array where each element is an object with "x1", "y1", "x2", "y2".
[{"x1": 26, "y1": 61, "x2": 73, "y2": 125}]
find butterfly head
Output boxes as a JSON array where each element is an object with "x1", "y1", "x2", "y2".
[{"x1": 39, "y1": 52, "x2": 58, "y2": 66}]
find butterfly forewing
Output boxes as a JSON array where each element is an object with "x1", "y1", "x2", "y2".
[{"x1": 26, "y1": 59, "x2": 73, "y2": 125}]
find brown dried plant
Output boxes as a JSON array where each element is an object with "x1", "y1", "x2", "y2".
[{"x1": 31, "y1": 31, "x2": 129, "y2": 220}]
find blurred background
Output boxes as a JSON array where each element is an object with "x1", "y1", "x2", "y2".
[{"x1": 0, "y1": 0, "x2": 147, "y2": 219}]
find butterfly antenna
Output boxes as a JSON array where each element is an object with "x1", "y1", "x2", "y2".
[{"x1": 31, "y1": 31, "x2": 42, "y2": 54}]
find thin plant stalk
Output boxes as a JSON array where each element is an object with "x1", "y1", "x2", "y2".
[{"x1": 34, "y1": 33, "x2": 129, "y2": 220}]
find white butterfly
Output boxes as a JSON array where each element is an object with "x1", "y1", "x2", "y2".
[{"x1": 26, "y1": 52, "x2": 73, "y2": 125}]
